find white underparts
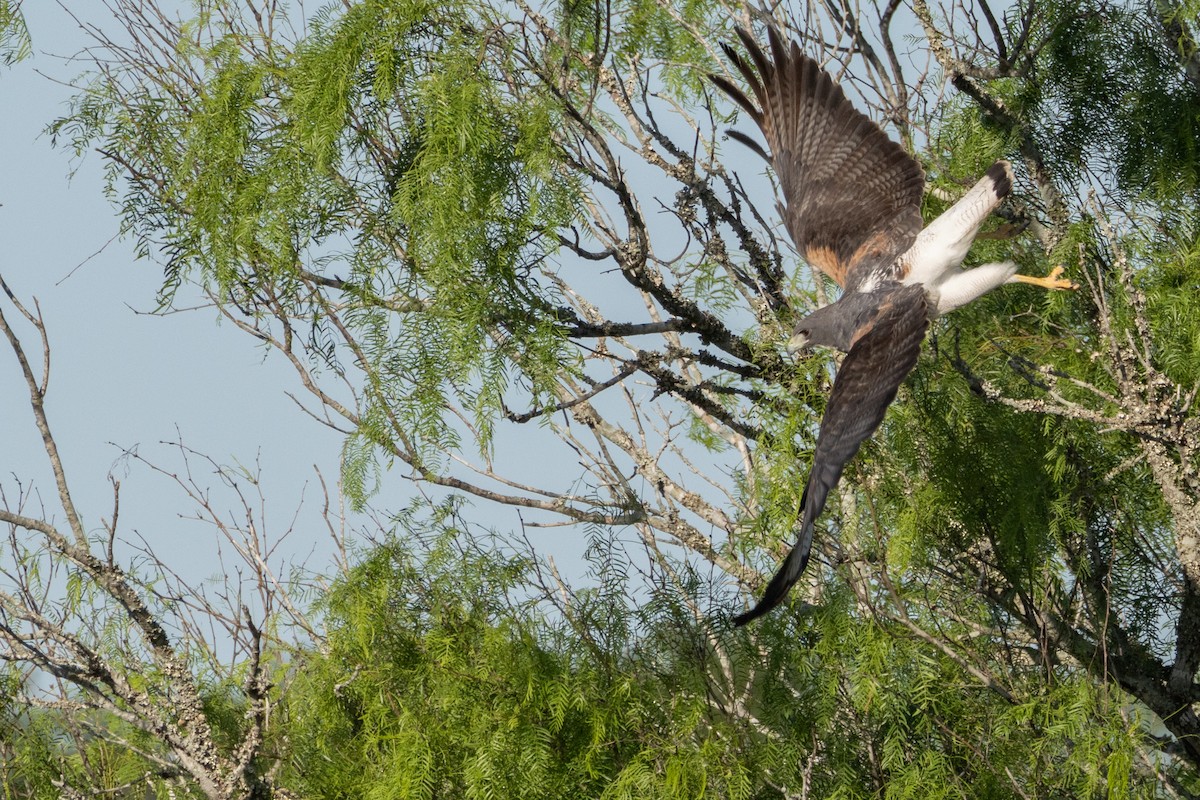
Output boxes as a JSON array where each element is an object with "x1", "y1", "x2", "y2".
[
  {"x1": 899, "y1": 164, "x2": 1015, "y2": 316},
  {"x1": 925, "y1": 260, "x2": 1019, "y2": 315}
]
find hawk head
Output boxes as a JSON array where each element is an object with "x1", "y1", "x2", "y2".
[
  {"x1": 787, "y1": 327, "x2": 813, "y2": 354},
  {"x1": 786, "y1": 286, "x2": 905, "y2": 355}
]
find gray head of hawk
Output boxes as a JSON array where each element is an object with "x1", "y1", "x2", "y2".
[{"x1": 711, "y1": 26, "x2": 1076, "y2": 625}]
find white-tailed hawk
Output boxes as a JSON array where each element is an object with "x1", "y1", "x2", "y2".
[{"x1": 711, "y1": 27, "x2": 1076, "y2": 625}]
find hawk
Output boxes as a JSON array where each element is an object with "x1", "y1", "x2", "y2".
[{"x1": 711, "y1": 27, "x2": 1075, "y2": 625}]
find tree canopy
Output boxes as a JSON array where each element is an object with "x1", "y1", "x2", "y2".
[{"x1": 2, "y1": 0, "x2": 1200, "y2": 797}]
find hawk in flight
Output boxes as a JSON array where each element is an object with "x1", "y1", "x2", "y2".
[{"x1": 711, "y1": 27, "x2": 1075, "y2": 625}]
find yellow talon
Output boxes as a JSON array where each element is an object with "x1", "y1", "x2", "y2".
[{"x1": 1011, "y1": 265, "x2": 1078, "y2": 291}]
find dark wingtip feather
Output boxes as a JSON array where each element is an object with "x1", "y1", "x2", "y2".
[
  {"x1": 725, "y1": 128, "x2": 771, "y2": 162},
  {"x1": 765, "y1": 23, "x2": 789, "y2": 68},
  {"x1": 986, "y1": 160, "x2": 1013, "y2": 199},
  {"x1": 733, "y1": 485, "x2": 817, "y2": 626},
  {"x1": 731, "y1": 609, "x2": 760, "y2": 627},
  {"x1": 708, "y1": 71, "x2": 760, "y2": 121},
  {"x1": 733, "y1": 25, "x2": 760, "y2": 58},
  {"x1": 732, "y1": 524, "x2": 815, "y2": 626}
]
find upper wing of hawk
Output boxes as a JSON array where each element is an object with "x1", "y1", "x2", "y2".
[
  {"x1": 711, "y1": 27, "x2": 933, "y2": 625},
  {"x1": 709, "y1": 26, "x2": 926, "y2": 291}
]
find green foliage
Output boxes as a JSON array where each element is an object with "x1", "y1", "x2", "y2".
[
  {"x1": 54, "y1": 0, "x2": 583, "y2": 506},
  {"x1": 263, "y1": 498, "x2": 1174, "y2": 799},
  {"x1": 929, "y1": 95, "x2": 1017, "y2": 181},
  {"x1": 0, "y1": 673, "x2": 200, "y2": 799},
  {"x1": 555, "y1": 0, "x2": 719, "y2": 95},
  {"x1": 729, "y1": 572, "x2": 1165, "y2": 798},
  {"x1": 1016, "y1": 0, "x2": 1200, "y2": 201},
  {"x1": 1132, "y1": 205, "x2": 1200, "y2": 387},
  {"x1": 0, "y1": 1, "x2": 29, "y2": 67},
  {"x1": 735, "y1": 376, "x2": 820, "y2": 563},
  {"x1": 0, "y1": 675, "x2": 59, "y2": 800},
  {"x1": 279, "y1": 508, "x2": 759, "y2": 799},
  {"x1": 28, "y1": 0, "x2": 1200, "y2": 795}
]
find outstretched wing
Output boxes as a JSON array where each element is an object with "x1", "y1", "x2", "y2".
[
  {"x1": 710, "y1": 27, "x2": 925, "y2": 291},
  {"x1": 733, "y1": 284, "x2": 929, "y2": 626}
]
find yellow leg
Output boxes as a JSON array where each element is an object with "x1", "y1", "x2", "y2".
[{"x1": 1010, "y1": 265, "x2": 1078, "y2": 290}]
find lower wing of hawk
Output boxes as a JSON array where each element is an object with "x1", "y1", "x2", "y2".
[{"x1": 734, "y1": 284, "x2": 929, "y2": 625}]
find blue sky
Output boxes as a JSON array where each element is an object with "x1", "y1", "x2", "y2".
[{"x1": 1, "y1": 4, "x2": 352, "y2": 591}]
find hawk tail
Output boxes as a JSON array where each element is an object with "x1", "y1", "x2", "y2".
[{"x1": 732, "y1": 500, "x2": 816, "y2": 626}]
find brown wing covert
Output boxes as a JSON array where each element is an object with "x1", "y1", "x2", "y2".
[{"x1": 710, "y1": 26, "x2": 925, "y2": 290}]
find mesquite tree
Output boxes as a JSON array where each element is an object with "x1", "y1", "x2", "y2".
[{"x1": 2, "y1": 0, "x2": 1198, "y2": 796}]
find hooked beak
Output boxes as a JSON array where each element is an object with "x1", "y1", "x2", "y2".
[{"x1": 786, "y1": 330, "x2": 810, "y2": 355}]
